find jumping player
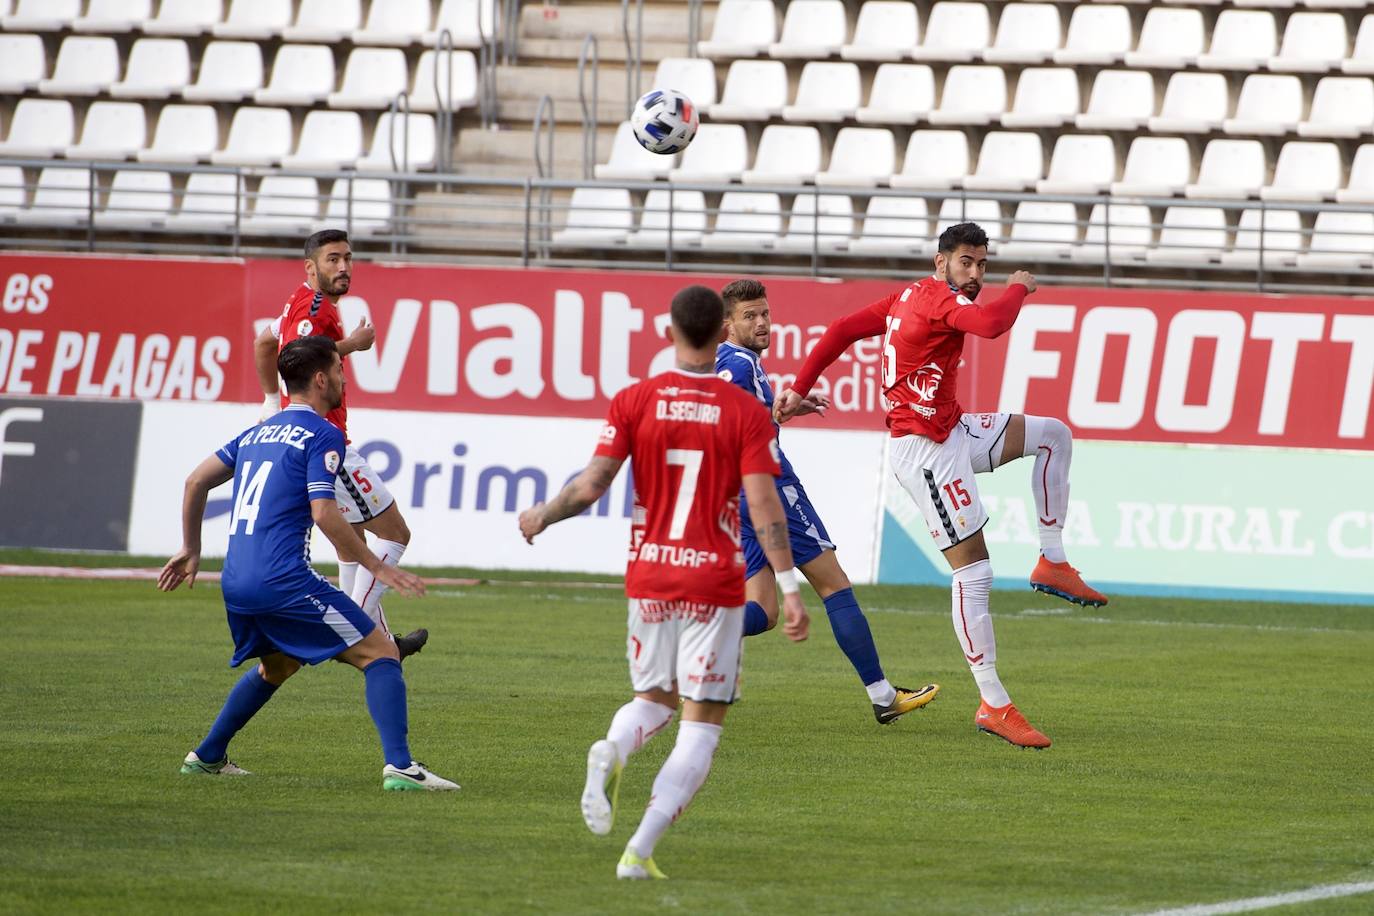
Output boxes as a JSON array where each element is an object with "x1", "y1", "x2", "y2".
[
  {"x1": 253, "y1": 229, "x2": 427, "y2": 659},
  {"x1": 161, "y1": 336, "x2": 458, "y2": 790},
  {"x1": 775, "y1": 222, "x2": 1108, "y2": 750},
  {"x1": 519, "y1": 285, "x2": 809, "y2": 880},
  {"x1": 716, "y1": 278, "x2": 939, "y2": 724}
]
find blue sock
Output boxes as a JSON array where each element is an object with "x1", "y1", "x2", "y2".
[
  {"x1": 364, "y1": 657, "x2": 412, "y2": 769},
  {"x1": 743, "y1": 600, "x2": 770, "y2": 637},
  {"x1": 823, "y1": 588, "x2": 885, "y2": 686},
  {"x1": 195, "y1": 667, "x2": 278, "y2": 763}
]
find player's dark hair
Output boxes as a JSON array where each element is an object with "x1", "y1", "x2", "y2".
[
  {"x1": 670, "y1": 285, "x2": 726, "y2": 349},
  {"x1": 278, "y1": 336, "x2": 338, "y2": 394},
  {"x1": 305, "y1": 228, "x2": 350, "y2": 260},
  {"x1": 721, "y1": 278, "x2": 767, "y2": 313},
  {"x1": 938, "y1": 222, "x2": 989, "y2": 255}
]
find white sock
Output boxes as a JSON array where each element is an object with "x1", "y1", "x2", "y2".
[
  {"x1": 1023, "y1": 415, "x2": 1072, "y2": 564},
  {"x1": 865, "y1": 678, "x2": 897, "y2": 707},
  {"x1": 605, "y1": 697, "x2": 675, "y2": 767},
  {"x1": 352, "y1": 538, "x2": 406, "y2": 633},
  {"x1": 338, "y1": 561, "x2": 358, "y2": 597},
  {"x1": 626, "y1": 720, "x2": 722, "y2": 859},
  {"x1": 952, "y1": 559, "x2": 1010, "y2": 706}
]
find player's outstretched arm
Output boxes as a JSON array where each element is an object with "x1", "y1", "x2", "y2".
[
  {"x1": 776, "y1": 303, "x2": 888, "y2": 424},
  {"x1": 312, "y1": 499, "x2": 426, "y2": 598},
  {"x1": 253, "y1": 323, "x2": 280, "y2": 397},
  {"x1": 520, "y1": 456, "x2": 624, "y2": 544},
  {"x1": 944, "y1": 271, "x2": 1036, "y2": 339},
  {"x1": 742, "y1": 473, "x2": 810, "y2": 642},
  {"x1": 159, "y1": 455, "x2": 234, "y2": 592}
]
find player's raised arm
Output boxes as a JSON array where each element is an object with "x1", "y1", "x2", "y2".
[
  {"x1": 742, "y1": 473, "x2": 809, "y2": 642},
  {"x1": 159, "y1": 453, "x2": 234, "y2": 592},
  {"x1": 519, "y1": 456, "x2": 625, "y2": 544},
  {"x1": 775, "y1": 298, "x2": 890, "y2": 423},
  {"x1": 942, "y1": 270, "x2": 1037, "y2": 339}
]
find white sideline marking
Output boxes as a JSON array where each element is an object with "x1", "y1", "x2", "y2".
[
  {"x1": 864, "y1": 605, "x2": 1368, "y2": 636},
  {"x1": 0, "y1": 564, "x2": 612, "y2": 590},
  {"x1": 1138, "y1": 880, "x2": 1374, "y2": 915}
]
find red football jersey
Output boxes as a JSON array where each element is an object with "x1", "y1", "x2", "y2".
[
  {"x1": 274, "y1": 282, "x2": 349, "y2": 438},
  {"x1": 594, "y1": 369, "x2": 782, "y2": 606}
]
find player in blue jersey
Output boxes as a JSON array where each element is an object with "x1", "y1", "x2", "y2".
[
  {"x1": 158, "y1": 336, "x2": 458, "y2": 791},
  {"x1": 716, "y1": 279, "x2": 939, "y2": 723}
]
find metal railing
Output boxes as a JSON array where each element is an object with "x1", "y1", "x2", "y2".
[
  {"x1": 688, "y1": 0, "x2": 704, "y2": 58},
  {"x1": 531, "y1": 96, "x2": 556, "y2": 251},
  {"x1": 621, "y1": 0, "x2": 644, "y2": 117},
  {"x1": 577, "y1": 34, "x2": 600, "y2": 181},
  {"x1": 502, "y1": 0, "x2": 522, "y2": 64}
]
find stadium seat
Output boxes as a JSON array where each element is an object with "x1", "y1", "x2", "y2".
[
  {"x1": 650, "y1": 58, "x2": 718, "y2": 108},
  {"x1": 1001, "y1": 68, "x2": 1079, "y2": 128},
  {"x1": 699, "y1": 0, "x2": 777, "y2": 58},
  {"x1": 1336, "y1": 145, "x2": 1374, "y2": 203},
  {"x1": 984, "y1": 3, "x2": 1061, "y2": 65},
  {"x1": 625, "y1": 189, "x2": 708, "y2": 248},
  {"x1": 998, "y1": 201, "x2": 1079, "y2": 261},
  {"x1": 1222, "y1": 75, "x2": 1303, "y2": 136},
  {"x1": 890, "y1": 130, "x2": 969, "y2": 190},
  {"x1": 1184, "y1": 140, "x2": 1267, "y2": 199},
  {"x1": 0, "y1": 33, "x2": 47, "y2": 93},
  {"x1": 741, "y1": 125, "x2": 823, "y2": 185},
  {"x1": 783, "y1": 62, "x2": 861, "y2": 122},
  {"x1": 0, "y1": 99, "x2": 74, "y2": 157},
  {"x1": 109, "y1": 38, "x2": 190, "y2": 99},
  {"x1": 1055, "y1": 5, "x2": 1131, "y2": 65},
  {"x1": 1307, "y1": 0, "x2": 1370, "y2": 7},
  {"x1": 709, "y1": 60, "x2": 787, "y2": 121},
  {"x1": 38, "y1": 36, "x2": 119, "y2": 96},
  {"x1": 1220, "y1": 208, "x2": 1304, "y2": 268},
  {"x1": 213, "y1": 0, "x2": 290, "y2": 38},
  {"x1": 412, "y1": 49, "x2": 480, "y2": 111},
  {"x1": 426, "y1": 0, "x2": 500, "y2": 48},
  {"x1": 0, "y1": 166, "x2": 26, "y2": 223},
  {"x1": 1126, "y1": 8, "x2": 1204, "y2": 69},
  {"x1": 936, "y1": 197, "x2": 1003, "y2": 242},
  {"x1": 1270, "y1": 12, "x2": 1346, "y2": 72},
  {"x1": 329, "y1": 48, "x2": 409, "y2": 110},
  {"x1": 357, "y1": 112, "x2": 437, "y2": 172},
  {"x1": 210, "y1": 107, "x2": 294, "y2": 167},
  {"x1": 595, "y1": 121, "x2": 676, "y2": 180},
  {"x1": 815, "y1": 128, "x2": 896, "y2": 188},
  {"x1": 1076, "y1": 69, "x2": 1154, "y2": 131},
  {"x1": 284, "y1": 0, "x2": 361, "y2": 43},
  {"x1": 927, "y1": 66, "x2": 1006, "y2": 126},
  {"x1": 324, "y1": 177, "x2": 394, "y2": 236},
  {"x1": 73, "y1": 0, "x2": 150, "y2": 33},
  {"x1": 1037, "y1": 134, "x2": 1116, "y2": 195},
  {"x1": 1071, "y1": 203, "x2": 1153, "y2": 264},
  {"x1": 1148, "y1": 73, "x2": 1229, "y2": 134},
  {"x1": 1298, "y1": 77, "x2": 1374, "y2": 139},
  {"x1": 551, "y1": 187, "x2": 633, "y2": 247},
  {"x1": 1147, "y1": 207, "x2": 1227, "y2": 265},
  {"x1": 770, "y1": 0, "x2": 847, "y2": 59},
  {"x1": 255, "y1": 45, "x2": 336, "y2": 106},
  {"x1": 1261, "y1": 141, "x2": 1342, "y2": 202},
  {"x1": 1198, "y1": 10, "x2": 1277, "y2": 70},
  {"x1": 701, "y1": 192, "x2": 783, "y2": 250},
  {"x1": 242, "y1": 176, "x2": 322, "y2": 235},
  {"x1": 842, "y1": 1, "x2": 919, "y2": 62},
  {"x1": 857, "y1": 64, "x2": 935, "y2": 125},
  {"x1": 353, "y1": 0, "x2": 432, "y2": 46},
  {"x1": 965, "y1": 132, "x2": 1043, "y2": 191},
  {"x1": 167, "y1": 172, "x2": 242, "y2": 231},
  {"x1": 137, "y1": 104, "x2": 218, "y2": 163},
  {"x1": 20, "y1": 167, "x2": 92, "y2": 225},
  {"x1": 66, "y1": 101, "x2": 146, "y2": 160},
  {"x1": 849, "y1": 195, "x2": 932, "y2": 257},
  {"x1": 183, "y1": 41, "x2": 264, "y2": 102},
  {"x1": 1342, "y1": 16, "x2": 1374, "y2": 75},
  {"x1": 1111, "y1": 137, "x2": 1193, "y2": 197},
  {"x1": 283, "y1": 111, "x2": 364, "y2": 170},
  {"x1": 912, "y1": 2, "x2": 990, "y2": 63},
  {"x1": 143, "y1": 0, "x2": 223, "y2": 36},
  {"x1": 1297, "y1": 211, "x2": 1374, "y2": 269},
  {"x1": 776, "y1": 193, "x2": 854, "y2": 252},
  {"x1": 96, "y1": 169, "x2": 173, "y2": 228},
  {"x1": 669, "y1": 123, "x2": 748, "y2": 182},
  {"x1": 1, "y1": 0, "x2": 81, "y2": 31}
]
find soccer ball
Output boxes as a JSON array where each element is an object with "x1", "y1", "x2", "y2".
[{"x1": 631, "y1": 89, "x2": 699, "y2": 155}]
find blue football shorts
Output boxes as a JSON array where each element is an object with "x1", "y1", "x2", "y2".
[
  {"x1": 225, "y1": 585, "x2": 376, "y2": 667},
  {"x1": 740, "y1": 478, "x2": 836, "y2": 580}
]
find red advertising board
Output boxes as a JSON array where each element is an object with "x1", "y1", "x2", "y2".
[{"x1": 4, "y1": 252, "x2": 1372, "y2": 450}]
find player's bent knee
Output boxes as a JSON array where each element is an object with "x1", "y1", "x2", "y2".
[
  {"x1": 337, "y1": 627, "x2": 400, "y2": 669},
  {"x1": 258, "y1": 655, "x2": 301, "y2": 686},
  {"x1": 636, "y1": 686, "x2": 679, "y2": 710}
]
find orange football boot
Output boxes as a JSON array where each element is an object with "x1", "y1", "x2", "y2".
[
  {"x1": 975, "y1": 700, "x2": 1051, "y2": 749},
  {"x1": 1030, "y1": 556, "x2": 1108, "y2": 607}
]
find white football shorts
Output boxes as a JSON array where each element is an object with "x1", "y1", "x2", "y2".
[
  {"x1": 625, "y1": 599, "x2": 744, "y2": 704},
  {"x1": 334, "y1": 445, "x2": 396, "y2": 524},
  {"x1": 889, "y1": 412, "x2": 1012, "y2": 551}
]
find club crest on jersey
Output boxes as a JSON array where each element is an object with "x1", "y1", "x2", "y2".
[
  {"x1": 323, "y1": 449, "x2": 340, "y2": 473},
  {"x1": 906, "y1": 362, "x2": 944, "y2": 401},
  {"x1": 718, "y1": 368, "x2": 733, "y2": 382},
  {"x1": 297, "y1": 319, "x2": 314, "y2": 336}
]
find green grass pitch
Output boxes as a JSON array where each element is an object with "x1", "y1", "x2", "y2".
[{"x1": 1, "y1": 552, "x2": 1371, "y2": 914}]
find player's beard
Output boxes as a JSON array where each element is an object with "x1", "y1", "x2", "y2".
[
  {"x1": 323, "y1": 274, "x2": 350, "y2": 296},
  {"x1": 960, "y1": 281, "x2": 982, "y2": 300}
]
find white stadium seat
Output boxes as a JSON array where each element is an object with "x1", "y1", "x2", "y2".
[
  {"x1": 1270, "y1": 13, "x2": 1347, "y2": 72},
  {"x1": 742, "y1": 125, "x2": 823, "y2": 185},
  {"x1": 324, "y1": 177, "x2": 394, "y2": 236},
  {"x1": 783, "y1": 62, "x2": 861, "y2": 123},
  {"x1": 412, "y1": 49, "x2": 480, "y2": 111},
  {"x1": 912, "y1": 2, "x2": 990, "y2": 63},
  {"x1": 1297, "y1": 211, "x2": 1374, "y2": 270},
  {"x1": 1037, "y1": 135, "x2": 1116, "y2": 195},
  {"x1": 329, "y1": 48, "x2": 409, "y2": 110},
  {"x1": 1148, "y1": 73, "x2": 1229, "y2": 134},
  {"x1": 255, "y1": 45, "x2": 336, "y2": 106},
  {"x1": 927, "y1": 65, "x2": 1006, "y2": 126},
  {"x1": 211, "y1": 107, "x2": 294, "y2": 167},
  {"x1": 137, "y1": 104, "x2": 218, "y2": 164},
  {"x1": 38, "y1": 36, "x2": 119, "y2": 96},
  {"x1": 23, "y1": 167, "x2": 92, "y2": 225},
  {"x1": 1221, "y1": 209, "x2": 1304, "y2": 268},
  {"x1": 1111, "y1": 137, "x2": 1193, "y2": 198},
  {"x1": 1001, "y1": 68, "x2": 1079, "y2": 128},
  {"x1": 709, "y1": 60, "x2": 788, "y2": 121},
  {"x1": 595, "y1": 122, "x2": 676, "y2": 181},
  {"x1": 1072, "y1": 204, "x2": 1153, "y2": 264},
  {"x1": 214, "y1": 0, "x2": 291, "y2": 39},
  {"x1": 770, "y1": 0, "x2": 847, "y2": 59},
  {"x1": 816, "y1": 127, "x2": 896, "y2": 188},
  {"x1": 168, "y1": 172, "x2": 242, "y2": 231},
  {"x1": 776, "y1": 194, "x2": 854, "y2": 252},
  {"x1": 426, "y1": 0, "x2": 499, "y2": 48},
  {"x1": 1342, "y1": 16, "x2": 1374, "y2": 75},
  {"x1": 1147, "y1": 207, "x2": 1227, "y2": 265},
  {"x1": 1126, "y1": 8, "x2": 1204, "y2": 69},
  {"x1": 998, "y1": 201, "x2": 1079, "y2": 261},
  {"x1": 353, "y1": 0, "x2": 432, "y2": 46},
  {"x1": 284, "y1": 0, "x2": 362, "y2": 43},
  {"x1": 110, "y1": 38, "x2": 190, "y2": 99},
  {"x1": 701, "y1": 192, "x2": 783, "y2": 250},
  {"x1": 1336, "y1": 145, "x2": 1374, "y2": 203},
  {"x1": 849, "y1": 196, "x2": 932, "y2": 257},
  {"x1": 143, "y1": 0, "x2": 223, "y2": 36},
  {"x1": 2, "y1": 0, "x2": 81, "y2": 31},
  {"x1": 651, "y1": 58, "x2": 718, "y2": 108},
  {"x1": 283, "y1": 111, "x2": 364, "y2": 170},
  {"x1": 1184, "y1": 140, "x2": 1267, "y2": 200},
  {"x1": 67, "y1": 101, "x2": 146, "y2": 160},
  {"x1": 965, "y1": 132, "x2": 1043, "y2": 191},
  {"x1": 0, "y1": 33, "x2": 47, "y2": 93},
  {"x1": 699, "y1": 0, "x2": 777, "y2": 59},
  {"x1": 669, "y1": 123, "x2": 748, "y2": 182},
  {"x1": 0, "y1": 99, "x2": 74, "y2": 157},
  {"x1": 857, "y1": 64, "x2": 935, "y2": 125},
  {"x1": 242, "y1": 176, "x2": 322, "y2": 235},
  {"x1": 0, "y1": 166, "x2": 28, "y2": 224},
  {"x1": 1298, "y1": 77, "x2": 1374, "y2": 139},
  {"x1": 1197, "y1": 10, "x2": 1278, "y2": 71},
  {"x1": 357, "y1": 113, "x2": 437, "y2": 172},
  {"x1": 1223, "y1": 75, "x2": 1304, "y2": 136},
  {"x1": 891, "y1": 130, "x2": 969, "y2": 190},
  {"x1": 843, "y1": 2, "x2": 919, "y2": 62},
  {"x1": 936, "y1": 197, "x2": 1003, "y2": 242},
  {"x1": 1055, "y1": 5, "x2": 1131, "y2": 65},
  {"x1": 984, "y1": 3, "x2": 1061, "y2": 65},
  {"x1": 73, "y1": 0, "x2": 151, "y2": 33},
  {"x1": 626, "y1": 189, "x2": 708, "y2": 248},
  {"x1": 96, "y1": 170, "x2": 174, "y2": 228},
  {"x1": 552, "y1": 187, "x2": 633, "y2": 247},
  {"x1": 1076, "y1": 69, "x2": 1154, "y2": 131},
  {"x1": 1261, "y1": 141, "x2": 1342, "y2": 202},
  {"x1": 183, "y1": 41, "x2": 264, "y2": 102}
]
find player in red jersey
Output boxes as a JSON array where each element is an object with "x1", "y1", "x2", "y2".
[
  {"x1": 775, "y1": 222, "x2": 1107, "y2": 750},
  {"x1": 519, "y1": 285, "x2": 809, "y2": 880},
  {"x1": 252, "y1": 229, "x2": 427, "y2": 660}
]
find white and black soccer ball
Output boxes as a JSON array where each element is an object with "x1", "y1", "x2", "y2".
[{"x1": 630, "y1": 88, "x2": 699, "y2": 155}]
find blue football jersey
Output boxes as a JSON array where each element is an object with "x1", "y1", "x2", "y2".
[
  {"x1": 715, "y1": 341, "x2": 798, "y2": 484},
  {"x1": 215, "y1": 404, "x2": 344, "y2": 612}
]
